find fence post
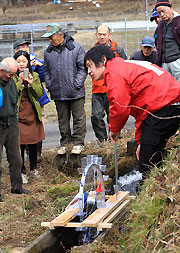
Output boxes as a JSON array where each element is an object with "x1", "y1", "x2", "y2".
[{"x1": 124, "y1": 18, "x2": 127, "y2": 56}]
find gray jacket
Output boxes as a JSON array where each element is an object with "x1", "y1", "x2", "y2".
[{"x1": 44, "y1": 34, "x2": 86, "y2": 100}]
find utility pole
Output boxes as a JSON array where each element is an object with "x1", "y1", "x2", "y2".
[
  {"x1": 145, "y1": 0, "x2": 148, "y2": 22},
  {"x1": 145, "y1": 0, "x2": 149, "y2": 30}
]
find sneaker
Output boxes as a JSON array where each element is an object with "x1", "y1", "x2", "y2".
[
  {"x1": 30, "y1": 169, "x2": 40, "y2": 177},
  {"x1": 21, "y1": 173, "x2": 28, "y2": 184},
  {"x1": 58, "y1": 146, "x2": 67, "y2": 155},
  {"x1": 71, "y1": 145, "x2": 84, "y2": 155},
  {"x1": 11, "y1": 188, "x2": 30, "y2": 194}
]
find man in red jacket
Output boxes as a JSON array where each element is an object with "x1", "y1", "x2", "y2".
[
  {"x1": 91, "y1": 25, "x2": 127, "y2": 143},
  {"x1": 85, "y1": 45, "x2": 180, "y2": 175}
]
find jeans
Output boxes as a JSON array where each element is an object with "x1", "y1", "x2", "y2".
[
  {"x1": 55, "y1": 98, "x2": 86, "y2": 146},
  {"x1": 0, "y1": 120, "x2": 22, "y2": 194},
  {"x1": 91, "y1": 93, "x2": 109, "y2": 142}
]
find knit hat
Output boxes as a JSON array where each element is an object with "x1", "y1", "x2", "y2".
[{"x1": 155, "y1": 0, "x2": 172, "y2": 9}]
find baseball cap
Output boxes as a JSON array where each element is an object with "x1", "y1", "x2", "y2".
[
  {"x1": 141, "y1": 36, "x2": 155, "y2": 48},
  {"x1": 41, "y1": 23, "x2": 62, "y2": 38},
  {"x1": 150, "y1": 8, "x2": 159, "y2": 22},
  {"x1": 13, "y1": 39, "x2": 31, "y2": 49}
]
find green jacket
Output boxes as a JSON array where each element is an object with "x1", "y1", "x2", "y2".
[{"x1": 13, "y1": 72, "x2": 43, "y2": 122}]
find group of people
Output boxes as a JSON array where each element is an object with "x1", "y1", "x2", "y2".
[{"x1": 0, "y1": 0, "x2": 179, "y2": 201}]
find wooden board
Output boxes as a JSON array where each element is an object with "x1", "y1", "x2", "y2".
[
  {"x1": 81, "y1": 191, "x2": 129, "y2": 227},
  {"x1": 50, "y1": 208, "x2": 79, "y2": 227},
  {"x1": 41, "y1": 191, "x2": 132, "y2": 230}
]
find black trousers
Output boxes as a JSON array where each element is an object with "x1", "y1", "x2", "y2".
[
  {"x1": 139, "y1": 105, "x2": 180, "y2": 174},
  {"x1": 91, "y1": 93, "x2": 109, "y2": 142},
  {"x1": 21, "y1": 144, "x2": 37, "y2": 172}
]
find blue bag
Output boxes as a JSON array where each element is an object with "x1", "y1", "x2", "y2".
[{"x1": 0, "y1": 87, "x2": 3, "y2": 108}]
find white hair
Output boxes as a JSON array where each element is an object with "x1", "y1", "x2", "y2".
[{"x1": 0, "y1": 58, "x2": 18, "y2": 72}]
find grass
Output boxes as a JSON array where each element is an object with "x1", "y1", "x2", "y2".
[
  {"x1": 90, "y1": 133, "x2": 180, "y2": 252},
  {"x1": 0, "y1": 129, "x2": 135, "y2": 251}
]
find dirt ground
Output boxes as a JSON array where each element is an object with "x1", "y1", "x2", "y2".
[{"x1": 0, "y1": 128, "x2": 135, "y2": 252}]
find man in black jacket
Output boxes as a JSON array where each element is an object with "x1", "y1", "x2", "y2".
[
  {"x1": 130, "y1": 36, "x2": 157, "y2": 64},
  {"x1": 42, "y1": 23, "x2": 86, "y2": 155},
  {"x1": 0, "y1": 58, "x2": 29, "y2": 201}
]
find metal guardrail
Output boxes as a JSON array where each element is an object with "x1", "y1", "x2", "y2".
[{"x1": 0, "y1": 20, "x2": 156, "y2": 34}]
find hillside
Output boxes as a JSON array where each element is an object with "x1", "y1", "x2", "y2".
[{"x1": 1, "y1": 0, "x2": 180, "y2": 25}]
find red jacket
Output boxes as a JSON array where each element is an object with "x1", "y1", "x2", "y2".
[
  {"x1": 104, "y1": 58, "x2": 180, "y2": 144},
  {"x1": 92, "y1": 40, "x2": 126, "y2": 93}
]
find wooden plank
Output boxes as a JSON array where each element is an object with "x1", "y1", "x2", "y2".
[
  {"x1": 97, "y1": 223, "x2": 112, "y2": 230},
  {"x1": 81, "y1": 191, "x2": 129, "y2": 227},
  {"x1": 106, "y1": 191, "x2": 129, "y2": 203},
  {"x1": 64, "y1": 222, "x2": 82, "y2": 228},
  {"x1": 50, "y1": 208, "x2": 79, "y2": 226},
  {"x1": 103, "y1": 199, "x2": 130, "y2": 223},
  {"x1": 97, "y1": 199, "x2": 130, "y2": 231}
]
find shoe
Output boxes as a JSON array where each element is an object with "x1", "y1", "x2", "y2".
[
  {"x1": 30, "y1": 169, "x2": 40, "y2": 177},
  {"x1": 58, "y1": 147, "x2": 67, "y2": 155},
  {"x1": 11, "y1": 188, "x2": 30, "y2": 194},
  {"x1": 71, "y1": 145, "x2": 84, "y2": 155},
  {"x1": 0, "y1": 194, "x2": 2, "y2": 202},
  {"x1": 21, "y1": 173, "x2": 28, "y2": 184}
]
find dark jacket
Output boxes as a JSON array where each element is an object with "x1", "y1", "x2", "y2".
[
  {"x1": 44, "y1": 34, "x2": 86, "y2": 101},
  {"x1": 130, "y1": 50, "x2": 158, "y2": 65},
  {"x1": 157, "y1": 15, "x2": 180, "y2": 66},
  {"x1": 0, "y1": 78, "x2": 18, "y2": 126}
]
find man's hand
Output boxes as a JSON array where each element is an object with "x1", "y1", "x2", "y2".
[
  {"x1": 136, "y1": 144, "x2": 141, "y2": 160},
  {"x1": 109, "y1": 132, "x2": 119, "y2": 144}
]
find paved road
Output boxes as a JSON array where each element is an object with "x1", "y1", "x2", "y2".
[
  {"x1": 42, "y1": 116, "x2": 135, "y2": 150},
  {"x1": 2, "y1": 116, "x2": 134, "y2": 157}
]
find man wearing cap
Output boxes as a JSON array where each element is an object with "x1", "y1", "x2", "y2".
[
  {"x1": 150, "y1": 8, "x2": 161, "y2": 47},
  {"x1": 130, "y1": 36, "x2": 157, "y2": 64},
  {"x1": 91, "y1": 24, "x2": 127, "y2": 143},
  {"x1": 155, "y1": 0, "x2": 180, "y2": 82},
  {"x1": 42, "y1": 23, "x2": 86, "y2": 155}
]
